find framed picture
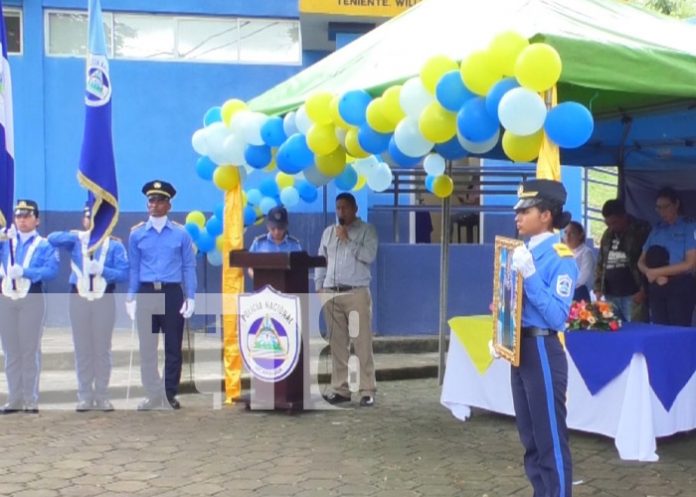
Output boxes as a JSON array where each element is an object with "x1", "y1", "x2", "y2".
[{"x1": 492, "y1": 236, "x2": 524, "y2": 366}]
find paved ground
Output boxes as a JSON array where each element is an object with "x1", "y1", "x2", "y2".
[{"x1": 0, "y1": 378, "x2": 694, "y2": 497}]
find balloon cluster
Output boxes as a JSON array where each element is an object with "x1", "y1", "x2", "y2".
[{"x1": 183, "y1": 205, "x2": 225, "y2": 266}]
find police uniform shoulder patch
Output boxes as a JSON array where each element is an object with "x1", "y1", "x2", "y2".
[
  {"x1": 131, "y1": 221, "x2": 145, "y2": 231},
  {"x1": 553, "y1": 243, "x2": 574, "y2": 258},
  {"x1": 556, "y1": 274, "x2": 573, "y2": 298}
]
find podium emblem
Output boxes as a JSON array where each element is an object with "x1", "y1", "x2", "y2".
[{"x1": 238, "y1": 285, "x2": 301, "y2": 382}]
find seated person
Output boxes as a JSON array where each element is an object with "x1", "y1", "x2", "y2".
[{"x1": 563, "y1": 221, "x2": 595, "y2": 302}]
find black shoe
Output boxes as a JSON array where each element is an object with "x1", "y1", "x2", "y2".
[
  {"x1": 137, "y1": 397, "x2": 165, "y2": 411},
  {"x1": 0, "y1": 402, "x2": 23, "y2": 415},
  {"x1": 359, "y1": 395, "x2": 375, "y2": 407},
  {"x1": 323, "y1": 392, "x2": 351, "y2": 405},
  {"x1": 94, "y1": 400, "x2": 114, "y2": 412},
  {"x1": 166, "y1": 396, "x2": 181, "y2": 410},
  {"x1": 23, "y1": 402, "x2": 39, "y2": 414},
  {"x1": 76, "y1": 400, "x2": 93, "y2": 412}
]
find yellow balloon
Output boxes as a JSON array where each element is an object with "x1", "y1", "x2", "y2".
[
  {"x1": 488, "y1": 31, "x2": 529, "y2": 77},
  {"x1": 418, "y1": 102, "x2": 456, "y2": 144},
  {"x1": 460, "y1": 50, "x2": 502, "y2": 96},
  {"x1": 185, "y1": 210, "x2": 206, "y2": 228},
  {"x1": 330, "y1": 95, "x2": 351, "y2": 129},
  {"x1": 305, "y1": 92, "x2": 334, "y2": 125},
  {"x1": 264, "y1": 161, "x2": 277, "y2": 172},
  {"x1": 275, "y1": 172, "x2": 295, "y2": 189},
  {"x1": 345, "y1": 128, "x2": 370, "y2": 158},
  {"x1": 514, "y1": 43, "x2": 562, "y2": 92},
  {"x1": 382, "y1": 86, "x2": 405, "y2": 125},
  {"x1": 366, "y1": 98, "x2": 395, "y2": 133},
  {"x1": 216, "y1": 235, "x2": 226, "y2": 253},
  {"x1": 306, "y1": 124, "x2": 339, "y2": 155},
  {"x1": 221, "y1": 99, "x2": 247, "y2": 126},
  {"x1": 353, "y1": 174, "x2": 367, "y2": 192},
  {"x1": 432, "y1": 175, "x2": 454, "y2": 198},
  {"x1": 316, "y1": 147, "x2": 347, "y2": 177},
  {"x1": 212, "y1": 165, "x2": 240, "y2": 191},
  {"x1": 420, "y1": 55, "x2": 458, "y2": 94},
  {"x1": 502, "y1": 130, "x2": 544, "y2": 162},
  {"x1": 253, "y1": 207, "x2": 264, "y2": 225}
]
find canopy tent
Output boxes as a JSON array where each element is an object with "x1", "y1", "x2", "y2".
[{"x1": 249, "y1": 0, "x2": 696, "y2": 173}]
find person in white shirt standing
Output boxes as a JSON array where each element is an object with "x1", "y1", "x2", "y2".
[{"x1": 563, "y1": 221, "x2": 595, "y2": 302}]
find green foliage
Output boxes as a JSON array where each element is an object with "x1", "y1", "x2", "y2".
[{"x1": 634, "y1": 0, "x2": 696, "y2": 17}]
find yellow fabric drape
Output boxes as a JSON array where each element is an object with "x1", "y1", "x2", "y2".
[
  {"x1": 222, "y1": 186, "x2": 244, "y2": 403},
  {"x1": 448, "y1": 315, "x2": 494, "y2": 375},
  {"x1": 536, "y1": 85, "x2": 560, "y2": 181}
]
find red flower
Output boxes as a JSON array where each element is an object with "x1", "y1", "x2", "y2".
[{"x1": 609, "y1": 321, "x2": 619, "y2": 331}]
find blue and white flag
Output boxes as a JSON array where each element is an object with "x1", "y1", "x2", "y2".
[
  {"x1": 0, "y1": 1, "x2": 15, "y2": 227},
  {"x1": 78, "y1": 0, "x2": 118, "y2": 253}
]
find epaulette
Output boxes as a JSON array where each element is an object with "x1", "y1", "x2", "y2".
[
  {"x1": 131, "y1": 221, "x2": 145, "y2": 231},
  {"x1": 287, "y1": 235, "x2": 300, "y2": 242},
  {"x1": 553, "y1": 242, "x2": 574, "y2": 258},
  {"x1": 253, "y1": 234, "x2": 266, "y2": 241},
  {"x1": 109, "y1": 235, "x2": 122, "y2": 242},
  {"x1": 172, "y1": 221, "x2": 183, "y2": 227}
]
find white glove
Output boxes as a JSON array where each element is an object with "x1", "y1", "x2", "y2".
[
  {"x1": 180, "y1": 298, "x2": 195, "y2": 319},
  {"x1": 86, "y1": 259, "x2": 104, "y2": 276},
  {"x1": 125, "y1": 300, "x2": 137, "y2": 321},
  {"x1": 488, "y1": 339, "x2": 501, "y2": 359},
  {"x1": 4, "y1": 224, "x2": 16, "y2": 240},
  {"x1": 512, "y1": 245, "x2": 536, "y2": 279},
  {"x1": 7, "y1": 264, "x2": 23, "y2": 279}
]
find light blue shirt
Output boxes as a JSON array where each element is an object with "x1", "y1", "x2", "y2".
[
  {"x1": 643, "y1": 216, "x2": 696, "y2": 265},
  {"x1": 127, "y1": 219, "x2": 197, "y2": 299},
  {"x1": 0, "y1": 234, "x2": 59, "y2": 283},
  {"x1": 47, "y1": 231, "x2": 129, "y2": 285},
  {"x1": 522, "y1": 234, "x2": 578, "y2": 331},
  {"x1": 249, "y1": 232, "x2": 303, "y2": 253}
]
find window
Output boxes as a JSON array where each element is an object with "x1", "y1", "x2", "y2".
[
  {"x1": 3, "y1": 8, "x2": 22, "y2": 54},
  {"x1": 45, "y1": 9, "x2": 301, "y2": 64}
]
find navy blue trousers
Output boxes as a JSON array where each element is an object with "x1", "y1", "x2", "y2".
[{"x1": 511, "y1": 335, "x2": 572, "y2": 497}]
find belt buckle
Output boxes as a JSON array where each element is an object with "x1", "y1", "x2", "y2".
[{"x1": 153, "y1": 282, "x2": 162, "y2": 291}]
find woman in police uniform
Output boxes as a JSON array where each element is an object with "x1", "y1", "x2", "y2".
[{"x1": 509, "y1": 180, "x2": 578, "y2": 497}]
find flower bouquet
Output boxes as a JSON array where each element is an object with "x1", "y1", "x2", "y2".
[{"x1": 566, "y1": 300, "x2": 622, "y2": 331}]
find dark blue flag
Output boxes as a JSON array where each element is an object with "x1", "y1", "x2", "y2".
[
  {"x1": 0, "y1": 1, "x2": 14, "y2": 227},
  {"x1": 78, "y1": 0, "x2": 118, "y2": 253}
]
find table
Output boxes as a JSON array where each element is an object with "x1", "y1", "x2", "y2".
[{"x1": 440, "y1": 316, "x2": 696, "y2": 462}]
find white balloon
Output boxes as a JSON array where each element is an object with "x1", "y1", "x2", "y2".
[
  {"x1": 367, "y1": 162, "x2": 393, "y2": 192},
  {"x1": 498, "y1": 88, "x2": 547, "y2": 136},
  {"x1": 352, "y1": 155, "x2": 379, "y2": 176},
  {"x1": 400, "y1": 77, "x2": 434, "y2": 119},
  {"x1": 242, "y1": 112, "x2": 269, "y2": 146},
  {"x1": 229, "y1": 110, "x2": 253, "y2": 135},
  {"x1": 205, "y1": 122, "x2": 233, "y2": 165},
  {"x1": 280, "y1": 186, "x2": 300, "y2": 207},
  {"x1": 394, "y1": 117, "x2": 434, "y2": 158},
  {"x1": 221, "y1": 134, "x2": 246, "y2": 165},
  {"x1": 191, "y1": 128, "x2": 209, "y2": 156},
  {"x1": 283, "y1": 111, "x2": 298, "y2": 136},
  {"x1": 295, "y1": 105, "x2": 313, "y2": 135},
  {"x1": 423, "y1": 153, "x2": 446, "y2": 176},
  {"x1": 457, "y1": 128, "x2": 500, "y2": 154}
]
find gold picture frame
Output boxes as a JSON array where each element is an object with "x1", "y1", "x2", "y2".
[{"x1": 492, "y1": 236, "x2": 524, "y2": 366}]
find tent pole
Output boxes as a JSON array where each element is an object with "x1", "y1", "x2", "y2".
[{"x1": 438, "y1": 161, "x2": 452, "y2": 385}]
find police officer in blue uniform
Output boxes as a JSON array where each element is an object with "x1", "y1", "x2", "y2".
[
  {"x1": 48, "y1": 204, "x2": 129, "y2": 412},
  {"x1": 126, "y1": 181, "x2": 197, "y2": 410},
  {"x1": 506, "y1": 180, "x2": 578, "y2": 497},
  {"x1": 0, "y1": 200, "x2": 59, "y2": 414},
  {"x1": 637, "y1": 187, "x2": 696, "y2": 326},
  {"x1": 249, "y1": 206, "x2": 302, "y2": 253}
]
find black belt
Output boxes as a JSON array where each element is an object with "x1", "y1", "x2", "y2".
[
  {"x1": 70, "y1": 284, "x2": 116, "y2": 294},
  {"x1": 326, "y1": 285, "x2": 360, "y2": 292},
  {"x1": 140, "y1": 282, "x2": 180, "y2": 291},
  {"x1": 522, "y1": 326, "x2": 557, "y2": 337}
]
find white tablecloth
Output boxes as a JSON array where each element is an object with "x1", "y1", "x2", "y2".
[{"x1": 440, "y1": 334, "x2": 696, "y2": 461}]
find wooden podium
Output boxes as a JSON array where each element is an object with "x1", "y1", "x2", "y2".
[{"x1": 229, "y1": 250, "x2": 325, "y2": 411}]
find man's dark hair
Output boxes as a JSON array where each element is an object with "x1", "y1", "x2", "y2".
[
  {"x1": 336, "y1": 192, "x2": 357, "y2": 207},
  {"x1": 656, "y1": 186, "x2": 680, "y2": 204},
  {"x1": 567, "y1": 221, "x2": 586, "y2": 243},
  {"x1": 601, "y1": 199, "x2": 626, "y2": 218}
]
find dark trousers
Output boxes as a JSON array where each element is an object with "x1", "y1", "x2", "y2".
[
  {"x1": 136, "y1": 284, "x2": 184, "y2": 399},
  {"x1": 69, "y1": 288, "x2": 115, "y2": 402},
  {"x1": 0, "y1": 290, "x2": 45, "y2": 404},
  {"x1": 511, "y1": 335, "x2": 572, "y2": 497},
  {"x1": 648, "y1": 275, "x2": 696, "y2": 327}
]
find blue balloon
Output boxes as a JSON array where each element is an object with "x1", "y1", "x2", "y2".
[
  {"x1": 358, "y1": 126, "x2": 391, "y2": 154},
  {"x1": 259, "y1": 179, "x2": 280, "y2": 198},
  {"x1": 195, "y1": 156, "x2": 217, "y2": 181},
  {"x1": 260, "y1": 116, "x2": 287, "y2": 147},
  {"x1": 335, "y1": 165, "x2": 358, "y2": 191},
  {"x1": 457, "y1": 97, "x2": 499, "y2": 143},
  {"x1": 206, "y1": 215, "x2": 223, "y2": 237},
  {"x1": 276, "y1": 133, "x2": 314, "y2": 174},
  {"x1": 243, "y1": 205, "x2": 257, "y2": 226},
  {"x1": 296, "y1": 180, "x2": 318, "y2": 203},
  {"x1": 184, "y1": 222, "x2": 200, "y2": 241},
  {"x1": 259, "y1": 196, "x2": 277, "y2": 215},
  {"x1": 206, "y1": 250, "x2": 223, "y2": 267},
  {"x1": 436, "y1": 70, "x2": 476, "y2": 112},
  {"x1": 244, "y1": 144, "x2": 272, "y2": 169},
  {"x1": 196, "y1": 229, "x2": 215, "y2": 253},
  {"x1": 214, "y1": 202, "x2": 224, "y2": 221},
  {"x1": 485, "y1": 78, "x2": 519, "y2": 121},
  {"x1": 425, "y1": 175, "x2": 436, "y2": 193},
  {"x1": 387, "y1": 136, "x2": 422, "y2": 168},
  {"x1": 246, "y1": 188, "x2": 262, "y2": 206},
  {"x1": 434, "y1": 135, "x2": 468, "y2": 160},
  {"x1": 338, "y1": 90, "x2": 372, "y2": 126},
  {"x1": 544, "y1": 102, "x2": 594, "y2": 149},
  {"x1": 203, "y1": 106, "x2": 222, "y2": 126}
]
